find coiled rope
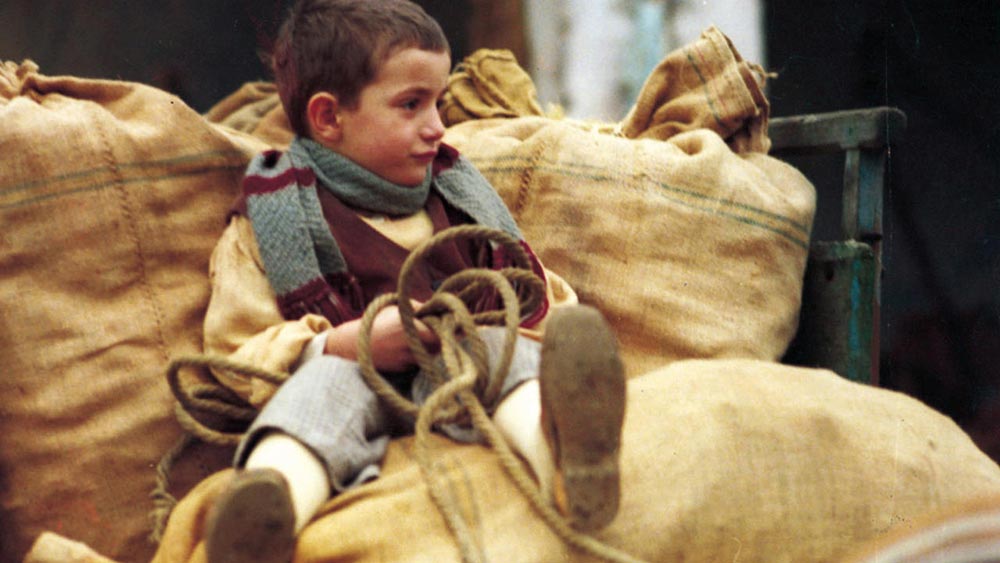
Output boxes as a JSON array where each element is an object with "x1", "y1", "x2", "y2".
[{"x1": 152, "y1": 224, "x2": 644, "y2": 563}]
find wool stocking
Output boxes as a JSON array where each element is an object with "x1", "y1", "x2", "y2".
[
  {"x1": 492, "y1": 379, "x2": 556, "y2": 501},
  {"x1": 245, "y1": 382, "x2": 556, "y2": 532},
  {"x1": 245, "y1": 431, "x2": 331, "y2": 533}
]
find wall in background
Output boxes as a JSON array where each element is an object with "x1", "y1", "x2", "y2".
[
  {"x1": 765, "y1": 0, "x2": 1000, "y2": 460},
  {"x1": 524, "y1": 0, "x2": 764, "y2": 121},
  {"x1": 0, "y1": 0, "x2": 472, "y2": 113}
]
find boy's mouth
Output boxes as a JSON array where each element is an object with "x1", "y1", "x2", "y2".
[{"x1": 413, "y1": 151, "x2": 437, "y2": 164}]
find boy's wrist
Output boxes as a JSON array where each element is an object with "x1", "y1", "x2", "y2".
[{"x1": 323, "y1": 322, "x2": 360, "y2": 361}]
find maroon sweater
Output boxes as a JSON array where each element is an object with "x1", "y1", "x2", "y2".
[{"x1": 233, "y1": 189, "x2": 547, "y2": 328}]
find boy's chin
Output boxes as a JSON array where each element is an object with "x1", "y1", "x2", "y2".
[{"x1": 394, "y1": 170, "x2": 430, "y2": 187}]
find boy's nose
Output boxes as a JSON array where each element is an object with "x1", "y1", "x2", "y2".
[{"x1": 423, "y1": 109, "x2": 446, "y2": 140}]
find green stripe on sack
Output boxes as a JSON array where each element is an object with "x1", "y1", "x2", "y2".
[
  {"x1": 0, "y1": 150, "x2": 248, "y2": 209},
  {"x1": 1, "y1": 164, "x2": 246, "y2": 210},
  {"x1": 470, "y1": 155, "x2": 811, "y2": 249},
  {"x1": 683, "y1": 47, "x2": 731, "y2": 134},
  {"x1": 0, "y1": 149, "x2": 248, "y2": 196}
]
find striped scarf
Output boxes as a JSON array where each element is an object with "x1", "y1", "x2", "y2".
[{"x1": 242, "y1": 136, "x2": 524, "y2": 323}]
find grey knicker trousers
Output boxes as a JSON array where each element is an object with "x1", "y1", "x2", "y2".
[{"x1": 233, "y1": 328, "x2": 541, "y2": 492}]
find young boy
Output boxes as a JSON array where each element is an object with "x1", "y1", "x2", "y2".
[{"x1": 201, "y1": 1, "x2": 625, "y2": 561}]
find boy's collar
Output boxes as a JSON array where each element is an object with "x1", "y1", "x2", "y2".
[{"x1": 432, "y1": 143, "x2": 460, "y2": 176}]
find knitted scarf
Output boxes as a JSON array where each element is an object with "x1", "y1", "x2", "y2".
[{"x1": 243, "y1": 136, "x2": 525, "y2": 323}]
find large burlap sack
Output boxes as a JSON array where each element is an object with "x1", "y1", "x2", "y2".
[
  {"x1": 443, "y1": 29, "x2": 812, "y2": 377},
  {"x1": 444, "y1": 121, "x2": 813, "y2": 378},
  {"x1": 0, "y1": 60, "x2": 269, "y2": 562},
  {"x1": 139, "y1": 359, "x2": 1000, "y2": 563}
]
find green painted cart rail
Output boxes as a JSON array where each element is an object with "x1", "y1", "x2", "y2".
[{"x1": 771, "y1": 107, "x2": 907, "y2": 385}]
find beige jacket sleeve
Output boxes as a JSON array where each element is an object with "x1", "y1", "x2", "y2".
[{"x1": 203, "y1": 216, "x2": 333, "y2": 406}]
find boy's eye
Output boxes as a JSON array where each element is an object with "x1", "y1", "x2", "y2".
[{"x1": 402, "y1": 99, "x2": 420, "y2": 110}]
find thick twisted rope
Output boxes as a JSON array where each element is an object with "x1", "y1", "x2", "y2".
[
  {"x1": 150, "y1": 356, "x2": 291, "y2": 542},
  {"x1": 153, "y1": 224, "x2": 643, "y2": 562},
  {"x1": 355, "y1": 225, "x2": 643, "y2": 563}
]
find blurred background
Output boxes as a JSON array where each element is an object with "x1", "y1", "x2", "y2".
[{"x1": 2, "y1": 0, "x2": 997, "y2": 460}]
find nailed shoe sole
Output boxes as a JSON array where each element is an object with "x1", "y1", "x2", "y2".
[
  {"x1": 204, "y1": 468, "x2": 296, "y2": 563},
  {"x1": 539, "y1": 305, "x2": 626, "y2": 531}
]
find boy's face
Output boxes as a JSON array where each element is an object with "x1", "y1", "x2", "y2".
[{"x1": 326, "y1": 47, "x2": 451, "y2": 187}]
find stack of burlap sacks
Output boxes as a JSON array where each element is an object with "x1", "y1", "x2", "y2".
[
  {"x1": 0, "y1": 59, "x2": 267, "y2": 562},
  {"x1": 4, "y1": 28, "x2": 999, "y2": 563}
]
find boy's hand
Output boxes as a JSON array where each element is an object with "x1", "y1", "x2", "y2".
[{"x1": 324, "y1": 302, "x2": 439, "y2": 372}]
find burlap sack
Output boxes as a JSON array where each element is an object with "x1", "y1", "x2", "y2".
[
  {"x1": 0, "y1": 60, "x2": 269, "y2": 562},
  {"x1": 438, "y1": 48, "x2": 545, "y2": 125},
  {"x1": 443, "y1": 119, "x2": 813, "y2": 378},
  {"x1": 138, "y1": 360, "x2": 1000, "y2": 563},
  {"x1": 203, "y1": 81, "x2": 293, "y2": 150},
  {"x1": 619, "y1": 26, "x2": 771, "y2": 153}
]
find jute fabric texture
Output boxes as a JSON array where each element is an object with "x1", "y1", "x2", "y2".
[
  {"x1": 0, "y1": 60, "x2": 267, "y2": 562},
  {"x1": 442, "y1": 28, "x2": 811, "y2": 377},
  {"x1": 141, "y1": 361, "x2": 1000, "y2": 563}
]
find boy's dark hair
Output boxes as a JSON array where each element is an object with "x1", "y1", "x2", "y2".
[{"x1": 272, "y1": 0, "x2": 450, "y2": 136}]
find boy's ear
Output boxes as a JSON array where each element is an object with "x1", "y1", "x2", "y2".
[{"x1": 305, "y1": 92, "x2": 342, "y2": 143}]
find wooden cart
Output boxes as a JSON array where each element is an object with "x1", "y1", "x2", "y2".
[{"x1": 773, "y1": 107, "x2": 907, "y2": 385}]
